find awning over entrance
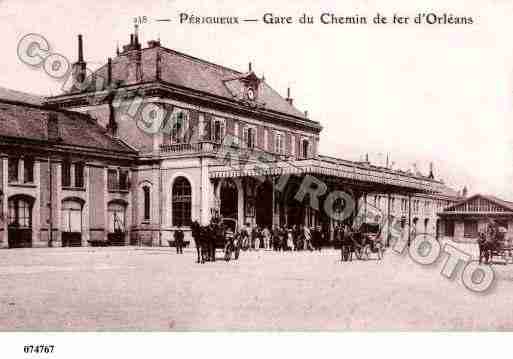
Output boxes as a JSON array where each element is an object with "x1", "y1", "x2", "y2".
[{"x1": 209, "y1": 156, "x2": 445, "y2": 194}]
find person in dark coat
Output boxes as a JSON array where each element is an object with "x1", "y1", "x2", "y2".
[{"x1": 174, "y1": 224, "x2": 184, "y2": 254}]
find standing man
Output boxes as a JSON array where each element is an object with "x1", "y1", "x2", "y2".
[
  {"x1": 304, "y1": 226, "x2": 314, "y2": 251},
  {"x1": 174, "y1": 224, "x2": 184, "y2": 254}
]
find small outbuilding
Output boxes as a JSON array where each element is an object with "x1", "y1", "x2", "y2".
[{"x1": 438, "y1": 194, "x2": 513, "y2": 242}]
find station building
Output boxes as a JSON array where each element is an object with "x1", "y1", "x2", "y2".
[
  {"x1": 438, "y1": 194, "x2": 513, "y2": 242},
  {"x1": 0, "y1": 30, "x2": 459, "y2": 248}
]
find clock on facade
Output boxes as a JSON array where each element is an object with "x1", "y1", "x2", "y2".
[{"x1": 247, "y1": 87, "x2": 255, "y2": 100}]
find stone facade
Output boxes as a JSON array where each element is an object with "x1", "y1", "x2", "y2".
[{"x1": 0, "y1": 32, "x2": 461, "y2": 248}]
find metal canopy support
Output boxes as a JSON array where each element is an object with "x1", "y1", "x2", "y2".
[
  {"x1": 387, "y1": 192, "x2": 391, "y2": 247},
  {"x1": 408, "y1": 194, "x2": 412, "y2": 246}
]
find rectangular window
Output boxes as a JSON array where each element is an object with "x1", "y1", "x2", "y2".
[
  {"x1": 119, "y1": 170, "x2": 129, "y2": 191},
  {"x1": 24, "y1": 157, "x2": 34, "y2": 183},
  {"x1": 274, "y1": 132, "x2": 284, "y2": 154},
  {"x1": 62, "y1": 161, "x2": 71, "y2": 187},
  {"x1": 75, "y1": 163, "x2": 84, "y2": 188},
  {"x1": 212, "y1": 119, "x2": 225, "y2": 143},
  {"x1": 243, "y1": 127, "x2": 256, "y2": 149},
  {"x1": 143, "y1": 187, "x2": 151, "y2": 221},
  {"x1": 170, "y1": 110, "x2": 189, "y2": 144},
  {"x1": 107, "y1": 169, "x2": 118, "y2": 191},
  {"x1": 8, "y1": 157, "x2": 19, "y2": 182}
]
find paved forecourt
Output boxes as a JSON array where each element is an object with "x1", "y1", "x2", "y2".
[{"x1": 1, "y1": 242, "x2": 512, "y2": 330}]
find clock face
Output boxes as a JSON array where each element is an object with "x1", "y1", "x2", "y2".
[{"x1": 247, "y1": 88, "x2": 255, "y2": 100}]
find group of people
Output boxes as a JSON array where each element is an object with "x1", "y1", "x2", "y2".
[{"x1": 238, "y1": 224, "x2": 326, "y2": 252}]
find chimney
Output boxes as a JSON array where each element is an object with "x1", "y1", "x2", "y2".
[
  {"x1": 428, "y1": 162, "x2": 434, "y2": 179},
  {"x1": 248, "y1": 62, "x2": 252, "y2": 72},
  {"x1": 107, "y1": 57, "x2": 112, "y2": 85},
  {"x1": 72, "y1": 34, "x2": 87, "y2": 86},
  {"x1": 286, "y1": 87, "x2": 293, "y2": 105},
  {"x1": 78, "y1": 34, "x2": 84, "y2": 62},
  {"x1": 130, "y1": 34, "x2": 134, "y2": 45},
  {"x1": 462, "y1": 186, "x2": 468, "y2": 198},
  {"x1": 304, "y1": 110, "x2": 308, "y2": 118},
  {"x1": 47, "y1": 113, "x2": 61, "y2": 141},
  {"x1": 134, "y1": 24, "x2": 140, "y2": 46}
]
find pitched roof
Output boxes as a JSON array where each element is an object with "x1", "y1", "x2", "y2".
[
  {"x1": 0, "y1": 99, "x2": 136, "y2": 154},
  {"x1": 443, "y1": 194, "x2": 513, "y2": 212},
  {"x1": 74, "y1": 45, "x2": 309, "y2": 120},
  {"x1": 0, "y1": 86, "x2": 43, "y2": 105}
]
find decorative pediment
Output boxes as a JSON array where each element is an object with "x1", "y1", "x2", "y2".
[
  {"x1": 223, "y1": 71, "x2": 262, "y2": 102},
  {"x1": 444, "y1": 194, "x2": 513, "y2": 213}
]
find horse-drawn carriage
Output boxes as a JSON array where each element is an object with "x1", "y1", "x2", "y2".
[
  {"x1": 340, "y1": 222, "x2": 385, "y2": 261},
  {"x1": 478, "y1": 226, "x2": 513, "y2": 265},
  {"x1": 191, "y1": 217, "x2": 241, "y2": 263}
]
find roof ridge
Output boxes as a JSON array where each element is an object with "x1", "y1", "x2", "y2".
[{"x1": 142, "y1": 45, "x2": 242, "y2": 76}]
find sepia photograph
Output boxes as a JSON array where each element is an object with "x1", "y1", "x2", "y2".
[{"x1": 1, "y1": 0, "x2": 513, "y2": 356}]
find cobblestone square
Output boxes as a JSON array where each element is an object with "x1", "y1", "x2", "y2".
[{"x1": 1, "y1": 241, "x2": 512, "y2": 331}]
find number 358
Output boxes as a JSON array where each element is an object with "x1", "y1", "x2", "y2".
[{"x1": 134, "y1": 16, "x2": 148, "y2": 24}]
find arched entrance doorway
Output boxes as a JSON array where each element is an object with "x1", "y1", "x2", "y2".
[
  {"x1": 61, "y1": 197, "x2": 85, "y2": 247},
  {"x1": 220, "y1": 179, "x2": 238, "y2": 220},
  {"x1": 283, "y1": 181, "x2": 305, "y2": 227},
  {"x1": 256, "y1": 181, "x2": 273, "y2": 228},
  {"x1": 8, "y1": 194, "x2": 34, "y2": 248},
  {"x1": 107, "y1": 200, "x2": 127, "y2": 246}
]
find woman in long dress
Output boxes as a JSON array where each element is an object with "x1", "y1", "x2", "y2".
[{"x1": 287, "y1": 229, "x2": 295, "y2": 251}]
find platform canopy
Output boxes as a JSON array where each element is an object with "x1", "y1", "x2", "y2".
[{"x1": 209, "y1": 154, "x2": 445, "y2": 194}]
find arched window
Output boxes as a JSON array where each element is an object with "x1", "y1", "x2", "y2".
[
  {"x1": 8, "y1": 196, "x2": 33, "y2": 228},
  {"x1": 108, "y1": 202, "x2": 126, "y2": 234},
  {"x1": 172, "y1": 176, "x2": 191, "y2": 226},
  {"x1": 62, "y1": 199, "x2": 83, "y2": 233},
  {"x1": 143, "y1": 186, "x2": 151, "y2": 221}
]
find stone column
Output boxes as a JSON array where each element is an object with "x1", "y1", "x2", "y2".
[
  {"x1": 236, "y1": 178, "x2": 244, "y2": 228},
  {"x1": 82, "y1": 165, "x2": 90, "y2": 246},
  {"x1": 386, "y1": 192, "x2": 391, "y2": 247},
  {"x1": 408, "y1": 194, "x2": 412, "y2": 245},
  {"x1": 1, "y1": 156, "x2": 7, "y2": 248},
  {"x1": 200, "y1": 158, "x2": 214, "y2": 226}
]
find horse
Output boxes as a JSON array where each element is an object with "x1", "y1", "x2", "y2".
[
  {"x1": 191, "y1": 221, "x2": 205, "y2": 263},
  {"x1": 339, "y1": 227, "x2": 356, "y2": 261}
]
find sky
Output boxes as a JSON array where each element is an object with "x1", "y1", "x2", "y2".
[{"x1": 1, "y1": 0, "x2": 512, "y2": 199}]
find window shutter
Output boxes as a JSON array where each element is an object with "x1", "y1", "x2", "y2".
[
  {"x1": 285, "y1": 133, "x2": 291, "y2": 155},
  {"x1": 267, "y1": 128, "x2": 273, "y2": 152},
  {"x1": 189, "y1": 110, "x2": 199, "y2": 142},
  {"x1": 243, "y1": 127, "x2": 248, "y2": 148},
  {"x1": 203, "y1": 114, "x2": 211, "y2": 140},
  {"x1": 257, "y1": 126, "x2": 264, "y2": 150},
  {"x1": 238, "y1": 123, "x2": 244, "y2": 145},
  {"x1": 226, "y1": 118, "x2": 234, "y2": 136}
]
